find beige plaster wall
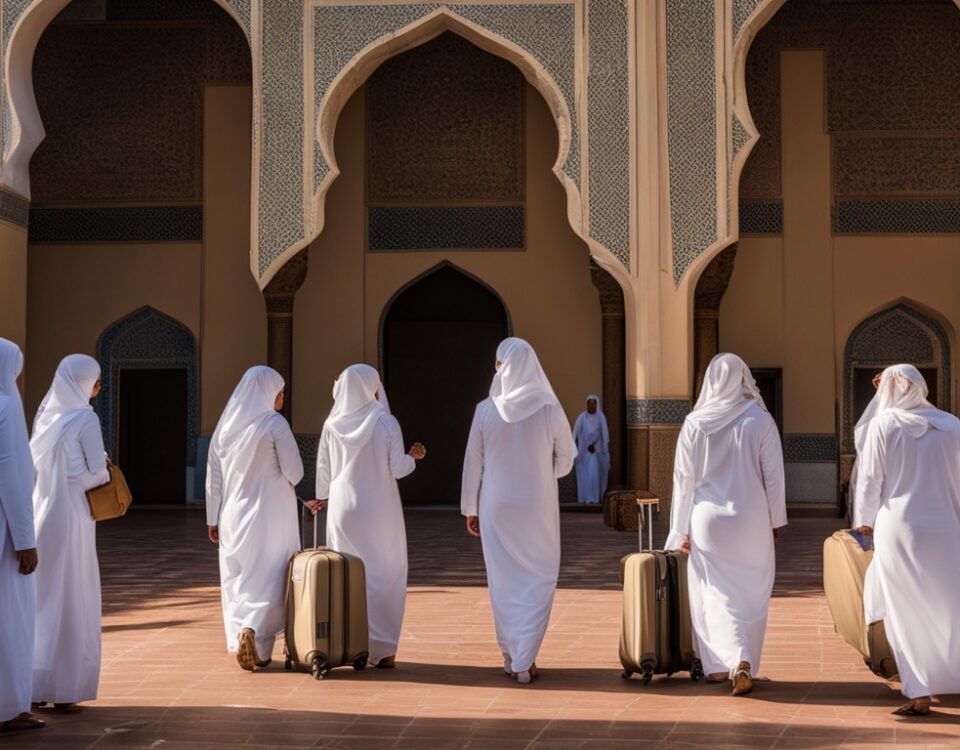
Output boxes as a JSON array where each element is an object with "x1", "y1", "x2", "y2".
[
  {"x1": 201, "y1": 85, "x2": 266, "y2": 432},
  {"x1": 294, "y1": 82, "x2": 601, "y2": 433},
  {"x1": 0, "y1": 221, "x2": 28, "y2": 356},
  {"x1": 25, "y1": 243, "x2": 202, "y2": 417}
]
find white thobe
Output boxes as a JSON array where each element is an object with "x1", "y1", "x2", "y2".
[
  {"x1": 33, "y1": 411, "x2": 109, "y2": 703},
  {"x1": 461, "y1": 399, "x2": 577, "y2": 674},
  {"x1": 0, "y1": 396, "x2": 36, "y2": 723},
  {"x1": 573, "y1": 414, "x2": 609, "y2": 503},
  {"x1": 316, "y1": 414, "x2": 414, "y2": 664},
  {"x1": 206, "y1": 413, "x2": 303, "y2": 660},
  {"x1": 665, "y1": 403, "x2": 786, "y2": 676},
  {"x1": 855, "y1": 412, "x2": 960, "y2": 699}
]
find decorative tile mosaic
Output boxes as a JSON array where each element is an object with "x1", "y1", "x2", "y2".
[
  {"x1": 841, "y1": 303, "x2": 951, "y2": 453},
  {"x1": 104, "y1": 0, "x2": 224, "y2": 21},
  {"x1": 586, "y1": 0, "x2": 630, "y2": 267},
  {"x1": 626, "y1": 399, "x2": 692, "y2": 426},
  {"x1": 94, "y1": 307, "x2": 199, "y2": 469},
  {"x1": 783, "y1": 433, "x2": 837, "y2": 463},
  {"x1": 368, "y1": 205, "x2": 524, "y2": 251},
  {"x1": 731, "y1": 113, "x2": 750, "y2": 172},
  {"x1": 0, "y1": 186, "x2": 28, "y2": 227},
  {"x1": 835, "y1": 136, "x2": 960, "y2": 198},
  {"x1": 834, "y1": 200, "x2": 960, "y2": 234},
  {"x1": 665, "y1": 0, "x2": 718, "y2": 285},
  {"x1": 733, "y1": 0, "x2": 766, "y2": 41},
  {"x1": 258, "y1": 0, "x2": 305, "y2": 275},
  {"x1": 29, "y1": 206, "x2": 203, "y2": 242},
  {"x1": 294, "y1": 434, "x2": 320, "y2": 500},
  {"x1": 739, "y1": 199, "x2": 783, "y2": 234}
]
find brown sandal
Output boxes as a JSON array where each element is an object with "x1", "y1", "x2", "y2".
[
  {"x1": 895, "y1": 697, "x2": 932, "y2": 716},
  {"x1": 1, "y1": 713, "x2": 46, "y2": 732},
  {"x1": 731, "y1": 662, "x2": 753, "y2": 696},
  {"x1": 375, "y1": 656, "x2": 396, "y2": 669},
  {"x1": 236, "y1": 628, "x2": 261, "y2": 672},
  {"x1": 53, "y1": 703, "x2": 81, "y2": 714}
]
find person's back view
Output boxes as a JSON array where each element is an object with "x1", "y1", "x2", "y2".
[{"x1": 461, "y1": 338, "x2": 576, "y2": 684}]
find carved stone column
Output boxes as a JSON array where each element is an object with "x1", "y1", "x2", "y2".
[
  {"x1": 262, "y1": 249, "x2": 309, "y2": 422},
  {"x1": 590, "y1": 259, "x2": 627, "y2": 489},
  {"x1": 692, "y1": 245, "x2": 738, "y2": 396}
]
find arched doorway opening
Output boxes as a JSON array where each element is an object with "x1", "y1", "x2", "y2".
[{"x1": 382, "y1": 265, "x2": 509, "y2": 504}]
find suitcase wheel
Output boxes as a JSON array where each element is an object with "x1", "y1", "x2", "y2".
[
  {"x1": 621, "y1": 670, "x2": 634, "y2": 680},
  {"x1": 284, "y1": 657, "x2": 292, "y2": 671},
  {"x1": 690, "y1": 659, "x2": 704, "y2": 681},
  {"x1": 353, "y1": 652, "x2": 369, "y2": 671},
  {"x1": 641, "y1": 665, "x2": 654, "y2": 684},
  {"x1": 311, "y1": 656, "x2": 330, "y2": 680}
]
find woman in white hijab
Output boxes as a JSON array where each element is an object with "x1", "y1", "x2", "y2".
[
  {"x1": 665, "y1": 353, "x2": 786, "y2": 696},
  {"x1": 853, "y1": 364, "x2": 960, "y2": 715},
  {"x1": 0, "y1": 340, "x2": 43, "y2": 733},
  {"x1": 31, "y1": 354, "x2": 109, "y2": 712},
  {"x1": 572, "y1": 394, "x2": 610, "y2": 503},
  {"x1": 461, "y1": 337, "x2": 577, "y2": 684},
  {"x1": 313, "y1": 364, "x2": 425, "y2": 669},
  {"x1": 206, "y1": 366, "x2": 303, "y2": 671}
]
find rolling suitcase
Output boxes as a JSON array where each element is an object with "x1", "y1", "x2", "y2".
[
  {"x1": 283, "y1": 505, "x2": 370, "y2": 679},
  {"x1": 619, "y1": 501, "x2": 703, "y2": 682},
  {"x1": 822, "y1": 529, "x2": 897, "y2": 679}
]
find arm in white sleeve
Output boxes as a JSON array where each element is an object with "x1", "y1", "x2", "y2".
[
  {"x1": 271, "y1": 415, "x2": 304, "y2": 487},
  {"x1": 205, "y1": 445, "x2": 224, "y2": 526},
  {"x1": 461, "y1": 407, "x2": 484, "y2": 517},
  {"x1": 664, "y1": 423, "x2": 697, "y2": 550},
  {"x1": 853, "y1": 418, "x2": 886, "y2": 529},
  {"x1": 551, "y1": 405, "x2": 577, "y2": 478},
  {"x1": 759, "y1": 415, "x2": 788, "y2": 529},
  {"x1": 78, "y1": 412, "x2": 109, "y2": 488},
  {"x1": 314, "y1": 428, "x2": 332, "y2": 500},
  {"x1": 0, "y1": 410, "x2": 35, "y2": 551},
  {"x1": 386, "y1": 417, "x2": 416, "y2": 480}
]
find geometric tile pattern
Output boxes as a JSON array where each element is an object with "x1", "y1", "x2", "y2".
[
  {"x1": 586, "y1": 0, "x2": 630, "y2": 267},
  {"x1": 28, "y1": 206, "x2": 203, "y2": 242},
  {"x1": 666, "y1": 0, "x2": 718, "y2": 286},
  {"x1": 834, "y1": 135, "x2": 960, "y2": 197},
  {"x1": 626, "y1": 398, "x2": 692, "y2": 426},
  {"x1": 94, "y1": 306, "x2": 199, "y2": 468},
  {"x1": 834, "y1": 199, "x2": 960, "y2": 234},
  {"x1": 0, "y1": 185, "x2": 28, "y2": 227},
  {"x1": 739, "y1": 199, "x2": 783, "y2": 234},
  {"x1": 368, "y1": 205, "x2": 524, "y2": 251},
  {"x1": 294, "y1": 434, "x2": 320, "y2": 500},
  {"x1": 783, "y1": 433, "x2": 837, "y2": 463}
]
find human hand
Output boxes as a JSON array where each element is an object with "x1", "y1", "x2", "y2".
[
  {"x1": 304, "y1": 499, "x2": 326, "y2": 515},
  {"x1": 856, "y1": 526, "x2": 873, "y2": 536},
  {"x1": 208, "y1": 525, "x2": 219, "y2": 544},
  {"x1": 408, "y1": 442, "x2": 427, "y2": 460},
  {"x1": 680, "y1": 535, "x2": 691, "y2": 554},
  {"x1": 466, "y1": 515, "x2": 480, "y2": 537},
  {"x1": 16, "y1": 548, "x2": 38, "y2": 575}
]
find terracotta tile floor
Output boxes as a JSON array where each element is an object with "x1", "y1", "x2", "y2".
[{"x1": 6, "y1": 507, "x2": 959, "y2": 750}]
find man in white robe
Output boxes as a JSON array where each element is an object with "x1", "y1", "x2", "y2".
[
  {"x1": 462, "y1": 337, "x2": 577, "y2": 684},
  {"x1": 207, "y1": 366, "x2": 303, "y2": 671},
  {"x1": 665, "y1": 353, "x2": 786, "y2": 696},
  {"x1": 572, "y1": 394, "x2": 609, "y2": 503},
  {"x1": 0, "y1": 340, "x2": 43, "y2": 733},
  {"x1": 311, "y1": 364, "x2": 425, "y2": 668},
  {"x1": 854, "y1": 364, "x2": 960, "y2": 715}
]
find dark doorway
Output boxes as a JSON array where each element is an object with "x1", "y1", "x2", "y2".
[
  {"x1": 750, "y1": 368, "x2": 783, "y2": 436},
  {"x1": 383, "y1": 266, "x2": 509, "y2": 504},
  {"x1": 118, "y1": 368, "x2": 188, "y2": 504}
]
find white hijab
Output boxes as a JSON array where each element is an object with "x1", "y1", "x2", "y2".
[
  {"x1": 0, "y1": 339, "x2": 35, "y2": 529},
  {"x1": 573, "y1": 394, "x2": 608, "y2": 444},
  {"x1": 210, "y1": 366, "x2": 285, "y2": 478},
  {"x1": 489, "y1": 337, "x2": 560, "y2": 423},
  {"x1": 687, "y1": 353, "x2": 766, "y2": 436},
  {"x1": 324, "y1": 364, "x2": 390, "y2": 450},
  {"x1": 873, "y1": 364, "x2": 956, "y2": 438}
]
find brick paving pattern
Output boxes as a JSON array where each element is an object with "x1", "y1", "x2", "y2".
[{"x1": 5, "y1": 507, "x2": 959, "y2": 749}]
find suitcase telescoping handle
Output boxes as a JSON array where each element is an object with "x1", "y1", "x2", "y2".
[
  {"x1": 299, "y1": 499, "x2": 323, "y2": 550},
  {"x1": 636, "y1": 496, "x2": 658, "y2": 552}
]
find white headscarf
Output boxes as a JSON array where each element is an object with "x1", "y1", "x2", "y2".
[
  {"x1": 0, "y1": 339, "x2": 35, "y2": 544},
  {"x1": 210, "y1": 366, "x2": 285, "y2": 477},
  {"x1": 324, "y1": 364, "x2": 390, "y2": 449},
  {"x1": 489, "y1": 337, "x2": 561, "y2": 423},
  {"x1": 873, "y1": 364, "x2": 956, "y2": 438},
  {"x1": 687, "y1": 353, "x2": 766, "y2": 436}
]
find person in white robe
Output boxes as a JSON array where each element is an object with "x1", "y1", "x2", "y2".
[
  {"x1": 0, "y1": 340, "x2": 43, "y2": 733},
  {"x1": 206, "y1": 366, "x2": 303, "y2": 671},
  {"x1": 847, "y1": 372, "x2": 882, "y2": 516},
  {"x1": 572, "y1": 394, "x2": 609, "y2": 503},
  {"x1": 311, "y1": 364, "x2": 425, "y2": 669},
  {"x1": 665, "y1": 353, "x2": 787, "y2": 696},
  {"x1": 461, "y1": 337, "x2": 577, "y2": 684},
  {"x1": 853, "y1": 364, "x2": 960, "y2": 715},
  {"x1": 31, "y1": 354, "x2": 109, "y2": 711}
]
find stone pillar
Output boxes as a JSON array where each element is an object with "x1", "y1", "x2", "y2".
[
  {"x1": 692, "y1": 245, "x2": 738, "y2": 397},
  {"x1": 262, "y1": 249, "x2": 309, "y2": 422},
  {"x1": 590, "y1": 260, "x2": 627, "y2": 489}
]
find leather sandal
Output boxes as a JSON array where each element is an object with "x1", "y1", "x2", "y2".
[
  {"x1": 0, "y1": 713, "x2": 45, "y2": 733},
  {"x1": 895, "y1": 697, "x2": 932, "y2": 716},
  {"x1": 375, "y1": 656, "x2": 396, "y2": 669},
  {"x1": 731, "y1": 661, "x2": 753, "y2": 696},
  {"x1": 236, "y1": 628, "x2": 260, "y2": 672}
]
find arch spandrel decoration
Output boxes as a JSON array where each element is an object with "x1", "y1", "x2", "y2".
[
  {"x1": 95, "y1": 307, "x2": 199, "y2": 470},
  {"x1": 841, "y1": 303, "x2": 952, "y2": 456}
]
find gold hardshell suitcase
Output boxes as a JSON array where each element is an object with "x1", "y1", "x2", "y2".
[
  {"x1": 283, "y1": 509, "x2": 369, "y2": 679},
  {"x1": 822, "y1": 529, "x2": 897, "y2": 679}
]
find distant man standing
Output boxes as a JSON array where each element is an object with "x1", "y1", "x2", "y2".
[{"x1": 572, "y1": 395, "x2": 609, "y2": 504}]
